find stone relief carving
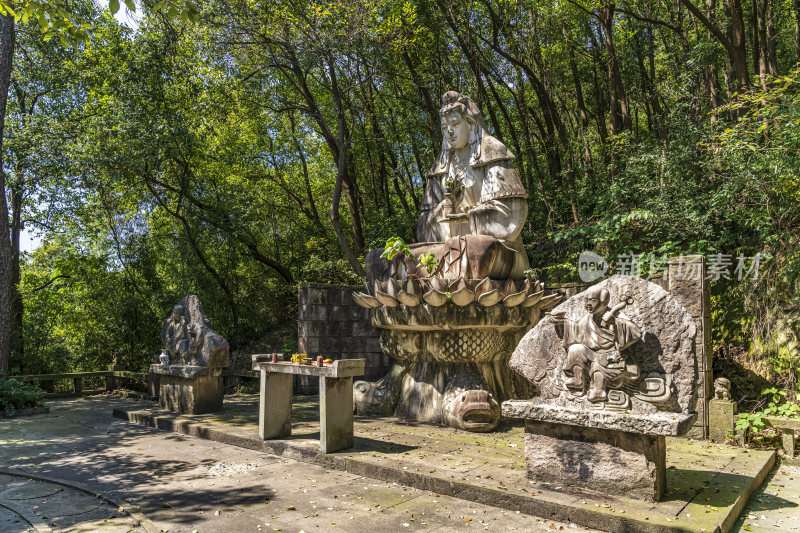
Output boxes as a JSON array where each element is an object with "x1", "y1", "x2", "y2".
[
  {"x1": 551, "y1": 286, "x2": 642, "y2": 403},
  {"x1": 510, "y1": 275, "x2": 697, "y2": 413}
]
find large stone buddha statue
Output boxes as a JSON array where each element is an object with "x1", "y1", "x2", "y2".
[
  {"x1": 367, "y1": 91, "x2": 530, "y2": 284},
  {"x1": 354, "y1": 91, "x2": 555, "y2": 433}
]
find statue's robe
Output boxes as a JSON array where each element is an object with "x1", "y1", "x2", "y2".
[{"x1": 562, "y1": 314, "x2": 642, "y2": 385}]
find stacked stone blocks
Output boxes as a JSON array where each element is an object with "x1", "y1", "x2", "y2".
[{"x1": 297, "y1": 283, "x2": 388, "y2": 393}]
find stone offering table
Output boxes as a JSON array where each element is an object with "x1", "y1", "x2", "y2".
[
  {"x1": 149, "y1": 364, "x2": 223, "y2": 414},
  {"x1": 504, "y1": 400, "x2": 696, "y2": 501},
  {"x1": 765, "y1": 416, "x2": 799, "y2": 459},
  {"x1": 252, "y1": 356, "x2": 365, "y2": 453}
]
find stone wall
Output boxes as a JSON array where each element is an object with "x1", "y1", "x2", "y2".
[{"x1": 297, "y1": 283, "x2": 388, "y2": 394}]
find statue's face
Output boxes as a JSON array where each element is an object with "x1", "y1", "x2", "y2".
[
  {"x1": 585, "y1": 295, "x2": 607, "y2": 316},
  {"x1": 441, "y1": 111, "x2": 470, "y2": 150}
]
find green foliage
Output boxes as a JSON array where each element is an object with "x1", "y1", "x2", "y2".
[
  {"x1": 380, "y1": 236, "x2": 414, "y2": 262},
  {"x1": 0, "y1": 376, "x2": 44, "y2": 417},
  {"x1": 736, "y1": 387, "x2": 800, "y2": 432},
  {"x1": 416, "y1": 252, "x2": 439, "y2": 273},
  {"x1": 380, "y1": 236, "x2": 441, "y2": 275},
  {"x1": 3, "y1": 0, "x2": 800, "y2": 397}
]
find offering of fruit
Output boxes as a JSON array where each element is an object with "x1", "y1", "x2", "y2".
[{"x1": 323, "y1": 358, "x2": 333, "y2": 364}]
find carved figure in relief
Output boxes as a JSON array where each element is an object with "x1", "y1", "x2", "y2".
[
  {"x1": 160, "y1": 302, "x2": 205, "y2": 365},
  {"x1": 550, "y1": 286, "x2": 642, "y2": 402}
]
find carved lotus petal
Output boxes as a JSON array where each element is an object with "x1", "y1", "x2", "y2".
[
  {"x1": 397, "y1": 290, "x2": 422, "y2": 306},
  {"x1": 474, "y1": 277, "x2": 498, "y2": 298},
  {"x1": 450, "y1": 286, "x2": 475, "y2": 306},
  {"x1": 428, "y1": 276, "x2": 448, "y2": 293},
  {"x1": 406, "y1": 278, "x2": 423, "y2": 297},
  {"x1": 375, "y1": 289, "x2": 399, "y2": 307},
  {"x1": 536, "y1": 293, "x2": 563, "y2": 310},
  {"x1": 521, "y1": 290, "x2": 544, "y2": 308},
  {"x1": 422, "y1": 289, "x2": 448, "y2": 306},
  {"x1": 499, "y1": 279, "x2": 518, "y2": 298},
  {"x1": 477, "y1": 290, "x2": 502, "y2": 306},
  {"x1": 502, "y1": 290, "x2": 527, "y2": 307},
  {"x1": 353, "y1": 292, "x2": 381, "y2": 309},
  {"x1": 386, "y1": 278, "x2": 400, "y2": 297},
  {"x1": 449, "y1": 278, "x2": 467, "y2": 293}
]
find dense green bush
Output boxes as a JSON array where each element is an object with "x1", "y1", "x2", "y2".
[{"x1": 0, "y1": 377, "x2": 45, "y2": 417}]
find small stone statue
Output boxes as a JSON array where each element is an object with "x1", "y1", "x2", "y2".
[
  {"x1": 714, "y1": 377, "x2": 732, "y2": 400},
  {"x1": 159, "y1": 295, "x2": 229, "y2": 369},
  {"x1": 151, "y1": 295, "x2": 230, "y2": 414},
  {"x1": 550, "y1": 286, "x2": 642, "y2": 402}
]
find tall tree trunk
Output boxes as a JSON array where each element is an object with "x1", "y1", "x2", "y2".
[
  {"x1": 727, "y1": 0, "x2": 750, "y2": 87},
  {"x1": 795, "y1": 0, "x2": 800, "y2": 62},
  {"x1": 9, "y1": 186, "x2": 22, "y2": 367},
  {"x1": 598, "y1": 4, "x2": 631, "y2": 135},
  {"x1": 755, "y1": 0, "x2": 770, "y2": 88},
  {"x1": 401, "y1": 51, "x2": 439, "y2": 141},
  {"x1": 0, "y1": 13, "x2": 14, "y2": 375},
  {"x1": 765, "y1": 0, "x2": 778, "y2": 74},
  {"x1": 752, "y1": 0, "x2": 762, "y2": 86},
  {"x1": 679, "y1": 0, "x2": 750, "y2": 88}
]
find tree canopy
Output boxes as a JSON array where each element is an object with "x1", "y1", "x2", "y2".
[{"x1": 0, "y1": 0, "x2": 798, "y2": 394}]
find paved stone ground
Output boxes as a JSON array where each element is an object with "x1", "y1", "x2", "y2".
[
  {"x1": 733, "y1": 462, "x2": 800, "y2": 532},
  {"x1": 118, "y1": 393, "x2": 781, "y2": 532},
  {"x1": 0, "y1": 472, "x2": 146, "y2": 533},
  {"x1": 0, "y1": 397, "x2": 595, "y2": 533}
]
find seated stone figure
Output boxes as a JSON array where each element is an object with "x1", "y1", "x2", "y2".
[
  {"x1": 551, "y1": 286, "x2": 642, "y2": 402},
  {"x1": 367, "y1": 91, "x2": 529, "y2": 283},
  {"x1": 158, "y1": 295, "x2": 229, "y2": 369},
  {"x1": 162, "y1": 304, "x2": 202, "y2": 364}
]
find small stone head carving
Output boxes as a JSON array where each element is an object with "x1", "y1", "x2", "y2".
[
  {"x1": 170, "y1": 305, "x2": 184, "y2": 321},
  {"x1": 584, "y1": 286, "x2": 610, "y2": 317},
  {"x1": 713, "y1": 377, "x2": 731, "y2": 400}
]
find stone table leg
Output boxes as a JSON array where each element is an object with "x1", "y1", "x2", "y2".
[
  {"x1": 259, "y1": 370, "x2": 293, "y2": 440},
  {"x1": 783, "y1": 429, "x2": 796, "y2": 458},
  {"x1": 320, "y1": 376, "x2": 354, "y2": 453}
]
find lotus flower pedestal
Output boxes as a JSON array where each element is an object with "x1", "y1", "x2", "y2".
[{"x1": 353, "y1": 277, "x2": 561, "y2": 432}]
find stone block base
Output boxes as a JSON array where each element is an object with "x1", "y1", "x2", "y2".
[
  {"x1": 709, "y1": 399, "x2": 736, "y2": 443},
  {"x1": 159, "y1": 374, "x2": 223, "y2": 414},
  {"x1": 525, "y1": 420, "x2": 666, "y2": 502}
]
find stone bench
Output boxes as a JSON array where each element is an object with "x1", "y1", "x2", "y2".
[
  {"x1": 765, "y1": 416, "x2": 799, "y2": 459},
  {"x1": 503, "y1": 400, "x2": 697, "y2": 501},
  {"x1": 251, "y1": 356, "x2": 365, "y2": 453}
]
